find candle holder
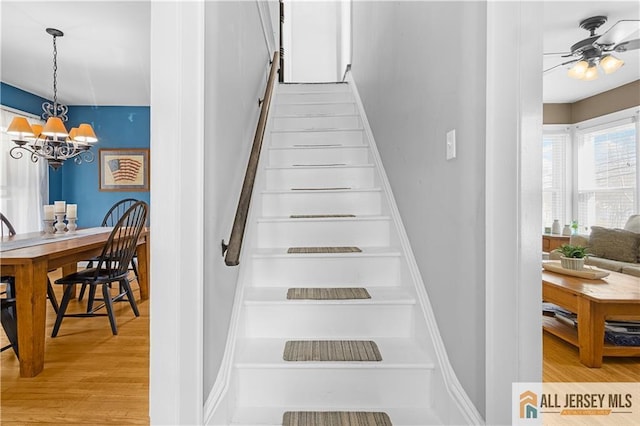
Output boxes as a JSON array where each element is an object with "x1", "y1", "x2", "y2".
[
  {"x1": 54, "y1": 214, "x2": 67, "y2": 234},
  {"x1": 67, "y1": 217, "x2": 77, "y2": 233},
  {"x1": 43, "y1": 219, "x2": 55, "y2": 238}
]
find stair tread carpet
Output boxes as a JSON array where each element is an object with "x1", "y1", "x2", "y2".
[
  {"x1": 243, "y1": 287, "x2": 413, "y2": 304},
  {"x1": 230, "y1": 407, "x2": 443, "y2": 426},
  {"x1": 286, "y1": 287, "x2": 370, "y2": 300},
  {"x1": 287, "y1": 247, "x2": 361, "y2": 254},
  {"x1": 282, "y1": 411, "x2": 392, "y2": 426},
  {"x1": 283, "y1": 340, "x2": 382, "y2": 362}
]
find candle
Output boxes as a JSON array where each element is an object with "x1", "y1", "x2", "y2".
[
  {"x1": 54, "y1": 200, "x2": 66, "y2": 215},
  {"x1": 67, "y1": 204, "x2": 77, "y2": 219},
  {"x1": 43, "y1": 205, "x2": 55, "y2": 220}
]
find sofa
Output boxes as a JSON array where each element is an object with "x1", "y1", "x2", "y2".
[{"x1": 549, "y1": 215, "x2": 640, "y2": 278}]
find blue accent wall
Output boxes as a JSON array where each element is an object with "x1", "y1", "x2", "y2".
[
  {"x1": 0, "y1": 82, "x2": 49, "y2": 115},
  {"x1": 63, "y1": 106, "x2": 150, "y2": 227},
  {"x1": 1, "y1": 82, "x2": 150, "y2": 227}
]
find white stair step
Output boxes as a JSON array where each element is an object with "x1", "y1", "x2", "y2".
[
  {"x1": 270, "y1": 128, "x2": 365, "y2": 148},
  {"x1": 255, "y1": 216, "x2": 390, "y2": 248},
  {"x1": 231, "y1": 406, "x2": 443, "y2": 426},
  {"x1": 268, "y1": 146, "x2": 369, "y2": 167},
  {"x1": 242, "y1": 287, "x2": 415, "y2": 338},
  {"x1": 249, "y1": 247, "x2": 402, "y2": 287},
  {"x1": 277, "y1": 91, "x2": 353, "y2": 104},
  {"x1": 265, "y1": 165, "x2": 375, "y2": 190},
  {"x1": 261, "y1": 188, "x2": 382, "y2": 217},
  {"x1": 233, "y1": 338, "x2": 434, "y2": 407},
  {"x1": 272, "y1": 115, "x2": 361, "y2": 131},
  {"x1": 274, "y1": 101, "x2": 357, "y2": 116},
  {"x1": 278, "y1": 83, "x2": 351, "y2": 93}
]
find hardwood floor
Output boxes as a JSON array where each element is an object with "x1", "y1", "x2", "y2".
[
  {"x1": 1, "y1": 270, "x2": 149, "y2": 425},
  {"x1": 543, "y1": 331, "x2": 640, "y2": 382}
]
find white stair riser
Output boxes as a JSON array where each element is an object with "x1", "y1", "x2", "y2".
[
  {"x1": 274, "y1": 102, "x2": 357, "y2": 116},
  {"x1": 278, "y1": 84, "x2": 351, "y2": 93},
  {"x1": 270, "y1": 130, "x2": 365, "y2": 148},
  {"x1": 249, "y1": 255, "x2": 401, "y2": 287},
  {"x1": 268, "y1": 147, "x2": 369, "y2": 167},
  {"x1": 243, "y1": 304, "x2": 413, "y2": 338},
  {"x1": 265, "y1": 167, "x2": 374, "y2": 190},
  {"x1": 272, "y1": 115, "x2": 361, "y2": 131},
  {"x1": 256, "y1": 219, "x2": 390, "y2": 248},
  {"x1": 277, "y1": 92, "x2": 352, "y2": 103},
  {"x1": 261, "y1": 191, "x2": 382, "y2": 216},
  {"x1": 235, "y1": 368, "x2": 432, "y2": 407}
]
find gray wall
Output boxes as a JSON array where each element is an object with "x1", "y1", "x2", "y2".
[
  {"x1": 351, "y1": 1, "x2": 487, "y2": 415},
  {"x1": 204, "y1": 0, "x2": 271, "y2": 395}
]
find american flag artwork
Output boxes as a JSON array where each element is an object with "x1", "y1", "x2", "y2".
[{"x1": 107, "y1": 158, "x2": 142, "y2": 182}]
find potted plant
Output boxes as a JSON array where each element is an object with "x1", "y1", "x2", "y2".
[{"x1": 556, "y1": 244, "x2": 588, "y2": 270}]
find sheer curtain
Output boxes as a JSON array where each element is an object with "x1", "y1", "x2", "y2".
[{"x1": 0, "y1": 107, "x2": 48, "y2": 233}]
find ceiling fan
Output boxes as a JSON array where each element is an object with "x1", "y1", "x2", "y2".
[{"x1": 544, "y1": 16, "x2": 640, "y2": 81}]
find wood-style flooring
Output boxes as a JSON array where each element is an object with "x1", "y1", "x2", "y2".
[
  {"x1": 2, "y1": 271, "x2": 638, "y2": 424},
  {"x1": 1, "y1": 270, "x2": 149, "y2": 425},
  {"x1": 543, "y1": 332, "x2": 640, "y2": 382}
]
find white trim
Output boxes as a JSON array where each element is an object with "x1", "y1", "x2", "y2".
[
  {"x1": 485, "y1": 1, "x2": 543, "y2": 424},
  {"x1": 149, "y1": 1, "x2": 204, "y2": 424},
  {"x1": 573, "y1": 106, "x2": 639, "y2": 131},
  {"x1": 348, "y1": 72, "x2": 484, "y2": 425},
  {"x1": 0, "y1": 105, "x2": 40, "y2": 120}
]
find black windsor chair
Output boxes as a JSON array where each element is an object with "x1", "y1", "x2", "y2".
[
  {"x1": 51, "y1": 201, "x2": 148, "y2": 336},
  {"x1": 78, "y1": 198, "x2": 140, "y2": 302}
]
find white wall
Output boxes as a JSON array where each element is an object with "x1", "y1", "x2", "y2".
[
  {"x1": 203, "y1": 0, "x2": 272, "y2": 396},
  {"x1": 285, "y1": 1, "x2": 341, "y2": 82},
  {"x1": 150, "y1": 2, "x2": 204, "y2": 424},
  {"x1": 351, "y1": 0, "x2": 488, "y2": 416}
]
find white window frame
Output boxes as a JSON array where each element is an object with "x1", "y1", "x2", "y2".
[{"x1": 543, "y1": 106, "x2": 640, "y2": 232}]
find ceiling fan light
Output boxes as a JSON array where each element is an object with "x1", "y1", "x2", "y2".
[
  {"x1": 42, "y1": 116, "x2": 69, "y2": 138},
  {"x1": 567, "y1": 60, "x2": 589, "y2": 79},
  {"x1": 582, "y1": 64, "x2": 599, "y2": 81},
  {"x1": 600, "y1": 55, "x2": 624, "y2": 74}
]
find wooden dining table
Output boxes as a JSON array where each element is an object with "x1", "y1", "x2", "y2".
[{"x1": 0, "y1": 227, "x2": 149, "y2": 377}]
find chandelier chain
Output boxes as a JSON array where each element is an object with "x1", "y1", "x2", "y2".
[{"x1": 52, "y1": 34, "x2": 58, "y2": 107}]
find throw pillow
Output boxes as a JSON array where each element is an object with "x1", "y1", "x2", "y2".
[
  {"x1": 624, "y1": 215, "x2": 640, "y2": 234},
  {"x1": 588, "y1": 226, "x2": 640, "y2": 263}
]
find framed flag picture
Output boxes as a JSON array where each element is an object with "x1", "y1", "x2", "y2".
[{"x1": 99, "y1": 149, "x2": 150, "y2": 191}]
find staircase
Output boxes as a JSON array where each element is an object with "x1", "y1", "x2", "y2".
[{"x1": 206, "y1": 82, "x2": 480, "y2": 425}]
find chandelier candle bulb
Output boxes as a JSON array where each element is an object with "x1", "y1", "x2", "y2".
[
  {"x1": 54, "y1": 200, "x2": 66, "y2": 214},
  {"x1": 43, "y1": 205, "x2": 55, "y2": 220},
  {"x1": 66, "y1": 204, "x2": 77, "y2": 219}
]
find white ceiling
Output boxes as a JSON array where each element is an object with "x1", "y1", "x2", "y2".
[
  {"x1": 1, "y1": 1, "x2": 638, "y2": 107},
  {"x1": 542, "y1": 1, "x2": 640, "y2": 104},
  {"x1": 1, "y1": 1, "x2": 150, "y2": 106}
]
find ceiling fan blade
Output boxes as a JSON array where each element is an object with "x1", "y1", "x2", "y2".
[
  {"x1": 596, "y1": 20, "x2": 640, "y2": 46},
  {"x1": 543, "y1": 59, "x2": 579, "y2": 74},
  {"x1": 543, "y1": 52, "x2": 573, "y2": 57},
  {"x1": 614, "y1": 38, "x2": 640, "y2": 52}
]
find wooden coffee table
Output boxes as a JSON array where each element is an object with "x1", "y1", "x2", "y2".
[{"x1": 542, "y1": 268, "x2": 640, "y2": 367}]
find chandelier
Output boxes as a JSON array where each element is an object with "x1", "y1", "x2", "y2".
[{"x1": 5, "y1": 28, "x2": 98, "y2": 170}]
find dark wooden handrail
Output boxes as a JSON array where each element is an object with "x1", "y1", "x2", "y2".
[{"x1": 223, "y1": 51, "x2": 280, "y2": 266}]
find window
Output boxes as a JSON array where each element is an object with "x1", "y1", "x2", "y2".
[
  {"x1": 0, "y1": 107, "x2": 48, "y2": 233},
  {"x1": 542, "y1": 108, "x2": 639, "y2": 233},
  {"x1": 542, "y1": 129, "x2": 569, "y2": 228},
  {"x1": 577, "y1": 120, "x2": 637, "y2": 229}
]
